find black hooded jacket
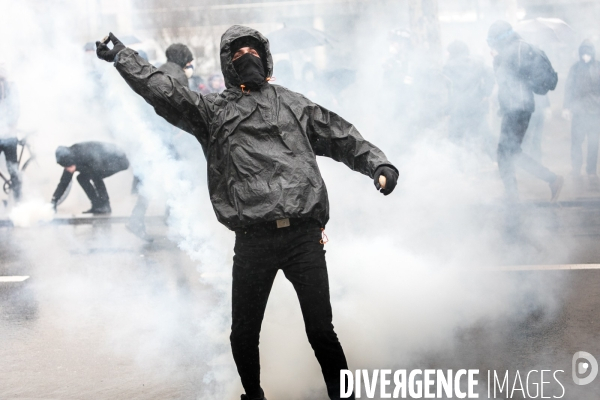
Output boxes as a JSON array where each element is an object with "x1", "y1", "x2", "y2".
[
  {"x1": 158, "y1": 44, "x2": 194, "y2": 88},
  {"x1": 488, "y1": 22, "x2": 537, "y2": 114},
  {"x1": 52, "y1": 141, "x2": 129, "y2": 201},
  {"x1": 564, "y1": 40, "x2": 600, "y2": 115},
  {"x1": 113, "y1": 25, "x2": 395, "y2": 230}
]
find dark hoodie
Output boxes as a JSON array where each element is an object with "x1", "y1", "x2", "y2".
[
  {"x1": 488, "y1": 20, "x2": 537, "y2": 113},
  {"x1": 158, "y1": 43, "x2": 193, "y2": 88},
  {"x1": 113, "y1": 25, "x2": 395, "y2": 230},
  {"x1": 52, "y1": 141, "x2": 129, "y2": 202},
  {"x1": 564, "y1": 40, "x2": 600, "y2": 114}
]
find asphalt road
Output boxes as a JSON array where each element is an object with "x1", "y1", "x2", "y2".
[{"x1": 2, "y1": 202, "x2": 600, "y2": 399}]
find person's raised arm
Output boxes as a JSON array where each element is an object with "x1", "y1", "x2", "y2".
[
  {"x1": 307, "y1": 103, "x2": 398, "y2": 195},
  {"x1": 96, "y1": 33, "x2": 210, "y2": 148}
]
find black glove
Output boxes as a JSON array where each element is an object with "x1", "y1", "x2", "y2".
[
  {"x1": 373, "y1": 165, "x2": 398, "y2": 196},
  {"x1": 96, "y1": 32, "x2": 126, "y2": 62}
]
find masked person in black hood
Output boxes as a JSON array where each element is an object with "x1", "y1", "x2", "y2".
[
  {"x1": 487, "y1": 20, "x2": 563, "y2": 202},
  {"x1": 51, "y1": 141, "x2": 129, "y2": 214},
  {"x1": 159, "y1": 43, "x2": 194, "y2": 87},
  {"x1": 564, "y1": 40, "x2": 600, "y2": 183},
  {"x1": 97, "y1": 25, "x2": 398, "y2": 400}
]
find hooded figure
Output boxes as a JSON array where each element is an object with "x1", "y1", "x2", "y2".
[
  {"x1": 0, "y1": 64, "x2": 22, "y2": 201},
  {"x1": 98, "y1": 25, "x2": 398, "y2": 400},
  {"x1": 158, "y1": 43, "x2": 194, "y2": 87},
  {"x1": 487, "y1": 20, "x2": 563, "y2": 202},
  {"x1": 564, "y1": 40, "x2": 600, "y2": 177},
  {"x1": 51, "y1": 141, "x2": 129, "y2": 214},
  {"x1": 443, "y1": 40, "x2": 495, "y2": 152}
]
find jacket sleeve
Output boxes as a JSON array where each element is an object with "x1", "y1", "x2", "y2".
[
  {"x1": 564, "y1": 65, "x2": 576, "y2": 110},
  {"x1": 52, "y1": 170, "x2": 73, "y2": 202},
  {"x1": 307, "y1": 103, "x2": 397, "y2": 178},
  {"x1": 113, "y1": 48, "x2": 211, "y2": 148}
]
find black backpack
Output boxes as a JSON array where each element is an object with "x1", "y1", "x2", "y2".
[{"x1": 520, "y1": 41, "x2": 558, "y2": 95}]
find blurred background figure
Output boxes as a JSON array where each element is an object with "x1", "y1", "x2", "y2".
[
  {"x1": 487, "y1": 20, "x2": 563, "y2": 202},
  {"x1": 0, "y1": 62, "x2": 21, "y2": 202},
  {"x1": 564, "y1": 39, "x2": 600, "y2": 184},
  {"x1": 443, "y1": 40, "x2": 495, "y2": 156},
  {"x1": 197, "y1": 72, "x2": 225, "y2": 95},
  {"x1": 51, "y1": 142, "x2": 130, "y2": 215},
  {"x1": 522, "y1": 94, "x2": 551, "y2": 162},
  {"x1": 160, "y1": 43, "x2": 194, "y2": 87}
]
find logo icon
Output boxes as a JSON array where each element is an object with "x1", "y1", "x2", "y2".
[{"x1": 573, "y1": 351, "x2": 598, "y2": 385}]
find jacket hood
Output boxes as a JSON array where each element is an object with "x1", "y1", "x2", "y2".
[
  {"x1": 166, "y1": 44, "x2": 194, "y2": 68},
  {"x1": 55, "y1": 146, "x2": 74, "y2": 167},
  {"x1": 579, "y1": 40, "x2": 596, "y2": 60},
  {"x1": 220, "y1": 25, "x2": 273, "y2": 89},
  {"x1": 487, "y1": 20, "x2": 519, "y2": 49}
]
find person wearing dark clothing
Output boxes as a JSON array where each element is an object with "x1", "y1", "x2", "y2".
[
  {"x1": 158, "y1": 43, "x2": 194, "y2": 88},
  {"x1": 97, "y1": 26, "x2": 398, "y2": 400},
  {"x1": 51, "y1": 141, "x2": 129, "y2": 214},
  {"x1": 0, "y1": 64, "x2": 22, "y2": 201},
  {"x1": 564, "y1": 40, "x2": 600, "y2": 178},
  {"x1": 443, "y1": 40, "x2": 495, "y2": 154},
  {"x1": 487, "y1": 20, "x2": 563, "y2": 202}
]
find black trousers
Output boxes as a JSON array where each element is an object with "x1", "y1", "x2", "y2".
[
  {"x1": 571, "y1": 112, "x2": 600, "y2": 175},
  {"x1": 0, "y1": 137, "x2": 21, "y2": 200},
  {"x1": 77, "y1": 173, "x2": 109, "y2": 207},
  {"x1": 231, "y1": 219, "x2": 352, "y2": 400},
  {"x1": 498, "y1": 111, "x2": 556, "y2": 197}
]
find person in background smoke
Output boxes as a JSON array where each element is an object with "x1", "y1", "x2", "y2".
[
  {"x1": 198, "y1": 72, "x2": 226, "y2": 95},
  {"x1": 487, "y1": 20, "x2": 563, "y2": 202},
  {"x1": 51, "y1": 141, "x2": 129, "y2": 214},
  {"x1": 0, "y1": 63, "x2": 22, "y2": 202},
  {"x1": 564, "y1": 40, "x2": 600, "y2": 183},
  {"x1": 443, "y1": 40, "x2": 495, "y2": 155},
  {"x1": 159, "y1": 43, "x2": 194, "y2": 87},
  {"x1": 97, "y1": 25, "x2": 398, "y2": 400},
  {"x1": 522, "y1": 94, "x2": 551, "y2": 163}
]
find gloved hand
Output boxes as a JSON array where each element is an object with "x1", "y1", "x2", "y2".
[
  {"x1": 96, "y1": 32, "x2": 126, "y2": 62},
  {"x1": 374, "y1": 165, "x2": 398, "y2": 196}
]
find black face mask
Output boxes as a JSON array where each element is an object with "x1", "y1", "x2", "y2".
[{"x1": 233, "y1": 53, "x2": 266, "y2": 90}]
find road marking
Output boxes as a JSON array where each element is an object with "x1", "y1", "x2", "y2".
[
  {"x1": 0, "y1": 276, "x2": 30, "y2": 282},
  {"x1": 497, "y1": 264, "x2": 600, "y2": 272}
]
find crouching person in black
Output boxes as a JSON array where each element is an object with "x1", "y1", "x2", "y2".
[
  {"x1": 96, "y1": 26, "x2": 398, "y2": 400},
  {"x1": 51, "y1": 141, "x2": 129, "y2": 214}
]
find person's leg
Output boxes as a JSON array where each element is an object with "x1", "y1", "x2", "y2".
[
  {"x1": 76, "y1": 173, "x2": 99, "y2": 208},
  {"x1": 91, "y1": 175, "x2": 110, "y2": 210},
  {"x1": 498, "y1": 112, "x2": 528, "y2": 200},
  {"x1": 3, "y1": 138, "x2": 21, "y2": 201},
  {"x1": 585, "y1": 114, "x2": 600, "y2": 176},
  {"x1": 231, "y1": 230, "x2": 279, "y2": 399},
  {"x1": 571, "y1": 113, "x2": 586, "y2": 175},
  {"x1": 281, "y1": 223, "x2": 352, "y2": 400}
]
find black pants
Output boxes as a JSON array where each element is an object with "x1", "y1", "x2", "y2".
[
  {"x1": 77, "y1": 173, "x2": 109, "y2": 208},
  {"x1": 498, "y1": 111, "x2": 556, "y2": 197},
  {"x1": 571, "y1": 112, "x2": 600, "y2": 175},
  {"x1": 231, "y1": 219, "x2": 352, "y2": 400},
  {"x1": 0, "y1": 137, "x2": 21, "y2": 201}
]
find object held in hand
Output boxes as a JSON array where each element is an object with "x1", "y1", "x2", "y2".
[
  {"x1": 379, "y1": 175, "x2": 387, "y2": 190},
  {"x1": 101, "y1": 36, "x2": 110, "y2": 45}
]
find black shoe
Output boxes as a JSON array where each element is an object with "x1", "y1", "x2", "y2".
[
  {"x1": 92, "y1": 204, "x2": 112, "y2": 215},
  {"x1": 241, "y1": 394, "x2": 267, "y2": 400},
  {"x1": 82, "y1": 208, "x2": 96, "y2": 214}
]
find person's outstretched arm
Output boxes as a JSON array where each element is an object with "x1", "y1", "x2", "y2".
[
  {"x1": 96, "y1": 33, "x2": 211, "y2": 148},
  {"x1": 306, "y1": 102, "x2": 398, "y2": 195},
  {"x1": 51, "y1": 169, "x2": 74, "y2": 208}
]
